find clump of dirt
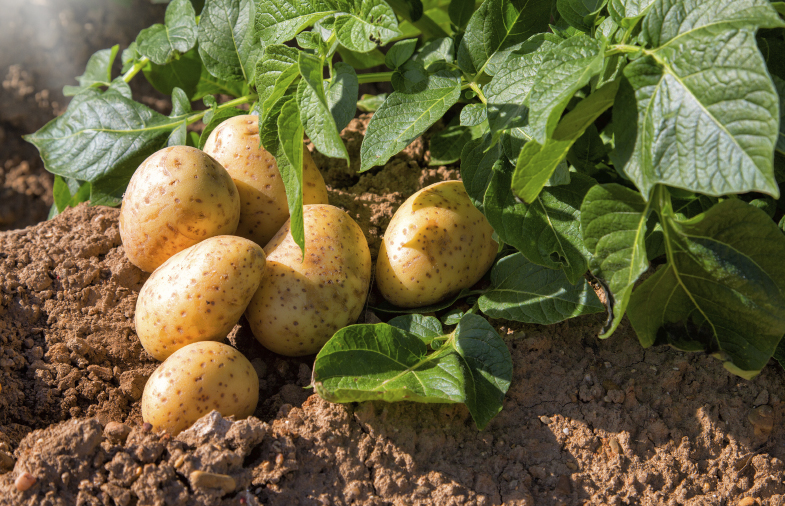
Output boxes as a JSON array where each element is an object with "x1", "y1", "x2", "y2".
[{"x1": 1, "y1": 117, "x2": 784, "y2": 506}]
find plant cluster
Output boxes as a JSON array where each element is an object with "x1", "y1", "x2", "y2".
[{"x1": 26, "y1": 0, "x2": 785, "y2": 428}]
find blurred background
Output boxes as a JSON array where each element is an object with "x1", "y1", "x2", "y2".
[{"x1": 0, "y1": 0, "x2": 169, "y2": 230}]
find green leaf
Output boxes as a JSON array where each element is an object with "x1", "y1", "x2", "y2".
[
  {"x1": 198, "y1": 0, "x2": 261, "y2": 83},
  {"x1": 513, "y1": 79, "x2": 619, "y2": 203},
  {"x1": 385, "y1": 39, "x2": 418, "y2": 69},
  {"x1": 255, "y1": 45, "x2": 301, "y2": 116},
  {"x1": 485, "y1": 35, "x2": 558, "y2": 141},
  {"x1": 143, "y1": 47, "x2": 202, "y2": 98},
  {"x1": 460, "y1": 103, "x2": 486, "y2": 126},
  {"x1": 580, "y1": 183, "x2": 651, "y2": 337},
  {"x1": 627, "y1": 197, "x2": 785, "y2": 379},
  {"x1": 567, "y1": 123, "x2": 608, "y2": 171},
  {"x1": 297, "y1": 53, "x2": 350, "y2": 161},
  {"x1": 360, "y1": 69, "x2": 461, "y2": 172},
  {"x1": 63, "y1": 46, "x2": 119, "y2": 96},
  {"x1": 608, "y1": 0, "x2": 654, "y2": 26},
  {"x1": 556, "y1": 0, "x2": 606, "y2": 32},
  {"x1": 198, "y1": 107, "x2": 247, "y2": 149},
  {"x1": 448, "y1": 0, "x2": 474, "y2": 29},
  {"x1": 484, "y1": 162, "x2": 595, "y2": 285},
  {"x1": 479, "y1": 253, "x2": 604, "y2": 324},
  {"x1": 391, "y1": 58, "x2": 430, "y2": 93},
  {"x1": 312, "y1": 313, "x2": 512, "y2": 430},
  {"x1": 641, "y1": 0, "x2": 785, "y2": 48},
  {"x1": 430, "y1": 118, "x2": 485, "y2": 165},
  {"x1": 277, "y1": 98, "x2": 306, "y2": 255},
  {"x1": 388, "y1": 314, "x2": 443, "y2": 344},
  {"x1": 416, "y1": 37, "x2": 455, "y2": 67},
  {"x1": 457, "y1": 0, "x2": 553, "y2": 77},
  {"x1": 460, "y1": 133, "x2": 500, "y2": 211},
  {"x1": 337, "y1": 47, "x2": 386, "y2": 69},
  {"x1": 325, "y1": 62, "x2": 359, "y2": 131},
  {"x1": 774, "y1": 74, "x2": 785, "y2": 156},
  {"x1": 357, "y1": 93, "x2": 388, "y2": 112},
  {"x1": 255, "y1": 0, "x2": 336, "y2": 46},
  {"x1": 615, "y1": 29, "x2": 781, "y2": 199},
  {"x1": 52, "y1": 176, "x2": 72, "y2": 216},
  {"x1": 527, "y1": 34, "x2": 604, "y2": 144},
  {"x1": 193, "y1": 61, "x2": 248, "y2": 99},
  {"x1": 136, "y1": 0, "x2": 197, "y2": 65},
  {"x1": 25, "y1": 83, "x2": 188, "y2": 202},
  {"x1": 333, "y1": 0, "x2": 402, "y2": 53}
]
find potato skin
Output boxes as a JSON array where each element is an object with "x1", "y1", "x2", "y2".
[
  {"x1": 245, "y1": 204, "x2": 371, "y2": 356},
  {"x1": 135, "y1": 235, "x2": 266, "y2": 361},
  {"x1": 203, "y1": 115, "x2": 329, "y2": 247},
  {"x1": 376, "y1": 181, "x2": 497, "y2": 308},
  {"x1": 119, "y1": 145, "x2": 241, "y2": 272},
  {"x1": 141, "y1": 341, "x2": 258, "y2": 435}
]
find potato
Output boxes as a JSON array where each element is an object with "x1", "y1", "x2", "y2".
[
  {"x1": 245, "y1": 204, "x2": 371, "y2": 356},
  {"x1": 203, "y1": 115, "x2": 329, "y2": 247},
  {"x1": 376, "y1": 181, "x2": 497, "y2": 308},
  {"x1": 119, "y1": 145, "x2": 241, "y2": 272},
  {"x1": 135, "y1": 235, "x2": 266, "y2": 361},
  {"x1": 141, "y1": 341, "x2": 258, "y2": 435}
]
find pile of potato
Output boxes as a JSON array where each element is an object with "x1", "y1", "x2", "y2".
[
  {"x1": 120, "y1": 114, "x2": 496, "y2": 435},
  {"x1": 120, "y1": 115, "x2": 371, "y2": 434}
]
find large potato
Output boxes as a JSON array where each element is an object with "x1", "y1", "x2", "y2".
[
  {"x1": 376, "y1": 181, "x2": 497, "y2": 307},
  {"x1": 136, "y1": 235, "x2": 266, "y2": 361},
  {"x1": 142, "y1": 341, "x2": 258, "y2": 435},
  {"x1": 119, "y1": 145, "x2": 241, "y2": 272},
  {"x1": 245, "y1": 204, "x2": 371, "y2": 356},
  {"x1": 203, "y1": 115, "x2": 329, "y2": 247}
]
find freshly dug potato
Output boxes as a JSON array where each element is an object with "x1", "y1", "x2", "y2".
[
  {"x1": 245, "y1": 204, "x2": 371, "y2": 356},
  {"x1": 136, "y1": 235, "x2": 266, "y2": 361},
  {"x1": 141, "y1": 341, "x2": 258, "y2": 435},
  {"x1": 119, "y1": 145, "x2": 241, "y2": 272},
  {"x1": 376, "y1": 181, "x2": 497, "y2": 308},
  {"x1": 203, "y1": 115, "x2": 329, "y2": 247}
]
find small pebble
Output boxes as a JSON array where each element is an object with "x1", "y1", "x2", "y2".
[
  {"x1": 562, "y1": 428, "x2": 571, "y2": 436},
  {"x1": 539, "y1": 416, "x2": 552, "y2": 424},
  {"x1": 566, "y1": 461, "x2": 578, "y2": 470},
  {"x1": 609, "y1": 438, "x2": 622, "y2": 454},
  {"x1": 15, "y1": 472, "x2": 36, "y2": 492},
  {"x1": 738, "y1": 498, "x2": 758, "y2": 506},
  {"x1": 190, "y1": 470, "x2": 236, "y2": 494},
  {"x1": 104, "y1": 422, "x2": 132, "y2": 442},
  {"x1": 142, "y1": 422, "x2": 153, "y2": 433}
]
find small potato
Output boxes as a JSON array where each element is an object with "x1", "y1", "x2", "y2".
[
  {"x1": 141, "y1": 341, "x2": 258, "y2": 435},
  {"x1": 136, "y1": 235, "x2": 266, "y2": 361},
  {"x1": 203, "y1": 115, "x2": 329, "y2": 247},
  {"x1": 376, "y1": 181, "x2": 497, "y2": 307},
  {"x1": 245, "y1": 204, "x2": 371, "y2": 356},
  {"x1": 119, "y1": 145, "x2": 241, "y2": 272}
]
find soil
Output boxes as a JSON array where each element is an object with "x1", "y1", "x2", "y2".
[{"x1": 1, "y1": 2, "x2": 785, "y2": 506}]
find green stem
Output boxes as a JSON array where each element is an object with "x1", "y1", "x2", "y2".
[
  {"x1": 605, "y1": 44, "x2": 643, "y2": 56},
  {"x1": 122, "y1": 57, "x2": 149, "y2": 83},
  {"x1": 357, "y1": 71, "x2": 395, "y2": 84},
  {"x1": 185, "y1": 94, "x2": 256, "y2": 125},
  {"x1": 469, "y1": 82, "x2": 487, "y2": 105}
]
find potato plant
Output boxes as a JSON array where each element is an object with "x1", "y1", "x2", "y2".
[{"x1": 25, "y1": 0, "x2": 785, "y2": 428}]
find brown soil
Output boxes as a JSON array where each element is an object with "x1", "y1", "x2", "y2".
[{"x1": 0, "y1": 115, "x2": 784, "y2": 505}]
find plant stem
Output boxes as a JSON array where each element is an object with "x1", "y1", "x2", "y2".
[
  {"x1": 185, "y1": 94, "x2": 256, "y2": 125},
  {"x1": 605, "y1": 44, "x2": 643, "y2": 56},
  {"x1": 469, "y1": 83, "x2": 487, "y2": 104},
  {"x1": 122, "y1": 57, "x2": 149, "y2": 83},
  {"x1": 357, "y1": 71, "x2": 395, "y2": 84}
]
